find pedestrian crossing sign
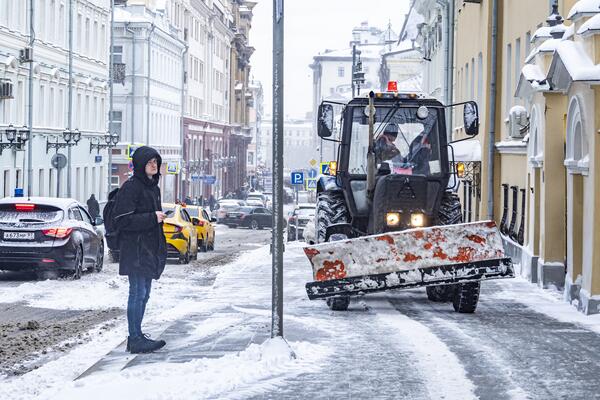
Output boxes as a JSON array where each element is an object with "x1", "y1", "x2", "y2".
[
  {"x1": 320, "y1": 162, "x2": 330, "y2": 175},
  {"x1": 306, "y1": 178, "x2": 317, "y2": 191}
]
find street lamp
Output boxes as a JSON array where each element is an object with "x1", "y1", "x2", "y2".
[
  {"x1": 90, "y1": 132, "x2": 119, "y2": 153},
  {"x1": 46, "y1": 127, "x2": 81, "y2": 153},
  {"x1": 5, "y1": 124, "x2": 17, "y2": 142},
  {"x1": 0, "y1": 124, "x2": 30, "y2": 154}
]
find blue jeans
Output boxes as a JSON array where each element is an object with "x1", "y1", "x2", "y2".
[{"x1": 127, "y1": 274, "x2": 153, "y2": 338}]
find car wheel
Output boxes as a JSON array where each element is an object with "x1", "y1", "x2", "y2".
[
  {"x1": 180, "y1": 243, "x2": 191, "y2": 264},
  {"x1": 250, "y1": 219, "x2": 259, "y2": 230},
  {"x1": 70, "y1": 246, "x2": 83, "y2": 280},
  {"x1": 94, "y1": 242, "x2": 104, "y2": 273}
]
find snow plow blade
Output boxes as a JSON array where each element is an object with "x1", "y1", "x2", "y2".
[{"x1": 304, "y1": 221, "x2": 514, "y2": 300}]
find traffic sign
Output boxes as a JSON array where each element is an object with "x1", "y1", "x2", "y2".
[
  {"x1": 306, "y1": 178, "x2": 317, "y2": 191},
  {"x1": 309, "y1": 158, "x2": 317, "y2": 166},
  {"x1": 308, "y1": 168, "x2": 318, "y2": 178},
  {"x1": 320, "y1": 162, "x2": 330, "y2": 175},
  {"x1": 204, "y1": 175, "x2": 216, "y2": 184},
  {"x1": 291, "y1": 171, "x2": 304, "y2": 185},
  {"x1": 166, "y1": 162, "x2": 179, "y2": 174},
  {"x1": 127, "y1": 144, "x2": 143, "y2": 160},
  {"x1": 51, "y1": 153, "x2": 67, "y2": 169}
]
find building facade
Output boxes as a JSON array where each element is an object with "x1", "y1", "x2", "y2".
[
  {"x1": 0, "y1": 0, "x2": 111, "y2": 202},
  {"x1": 112, "y1": 0, "x2": 185, "y2": 203},
  {"x1": 260, "y1": 118, "x2": 314, "y2": 172}
]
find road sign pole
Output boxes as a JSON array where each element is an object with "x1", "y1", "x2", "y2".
[{"x1": 272, "y1": 0, "x2": 284, "y2": 339}]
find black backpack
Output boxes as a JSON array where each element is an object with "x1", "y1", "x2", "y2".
[{"x1": 103, "y1": 188, "x2": 120, "y2": 250}]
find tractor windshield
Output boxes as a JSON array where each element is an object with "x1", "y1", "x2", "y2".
[{"x1": 348, "y1": 105, "x2": 443, "y2": 176}]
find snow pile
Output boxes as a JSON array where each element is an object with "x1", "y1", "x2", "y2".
[
  {"x1": 530, "y1": 26, "x2": 553, "y2": 43},
  {"x1": 56, "y1": 338, "x2": 321, "y2": 400},
  {"x1": 521, "y1": 64, "x2": 546, "y2": 82},
  {"x1": 567, "y1": 0, "x2": 600, "y2": 20}
]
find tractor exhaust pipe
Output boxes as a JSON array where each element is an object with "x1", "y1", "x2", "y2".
[{"x1": 367, "y1": 91, "x2": 376, "y2": 202}]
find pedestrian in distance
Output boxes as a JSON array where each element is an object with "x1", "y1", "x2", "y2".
[
  {"x1": 113, "y1": 146, "x2": 168, "y2": 354},
  {"x1": 86, "y1": 194, "x2": 100, "y2": 220}
]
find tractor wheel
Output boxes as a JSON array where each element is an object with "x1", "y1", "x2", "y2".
[
  {"x1": 326, "y1": 296, "x2": 350, "y2": 311},
  {"x1": 453, "y1": 281, "x2": 481, "y2": 313},
  {"x1": 430, "y1": 192, "x2": 464, "y2": 301},
  {"x1": 437, "y1": 191, "x2": 462, "y2": 225},
  {"x1": 316, "y1": 191, "x2": 349, "y2": 244},
  {"x1": 426, "y1": 285, "x2": 456, "y2": 302}
]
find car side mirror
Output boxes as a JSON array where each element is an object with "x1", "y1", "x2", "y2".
[
  {"x1": 210, "y1": 217, "x2": 217, "y2": 222},
  {"x1": 317, "y1": 103, "x2": 334, "y2": 138},
  {"x1": 95, "y1": 216, "x2": 104, "y2": 226},
  {"x1": 191, "y1": 218, "x2": 199, "y2": 226},
  {"x1": 463, "y1": 101, "x2": 479, "y2": 136}
]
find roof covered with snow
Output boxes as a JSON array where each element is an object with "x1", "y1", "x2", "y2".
[
  {"x1": 522, "y1": 64, "x2": 546, "y2": 82},
  {"x1": 578, "y1": 13, "x2": 600, "y2": 35},
  {"x1": 567, "y1": 0, "x2": 600, "y2": 20},
  {"x1": 553, "y1": 40, "x2": 600, "y2": 82},
  {"x1": 531, "y1": 26, "x2": 553, "y2": 43}
]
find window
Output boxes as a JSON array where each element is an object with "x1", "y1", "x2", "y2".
[
  {"x1": 525, "y1": 31, "x2": 532, "y2": 59},
  {"x1": 112, "y1": 45, "x2": 123, "y2": 63},
  {"x1": 38, "y1": 169, "x2": 44, "y2": 196},
  {"x1": 39, "y1": 85, "x2": 45, "y2": 126},
  {"x1": 85, "y1": 18, "x2": 90, "y2": 52},
  {"x1": 70, "y1": 207, "x2": 83, "y2": 221},
  {"x1": 515, "y1": 38, "x2": 521, "y2": 103},
  {"x1": 3, "y1": 170, "x2": 9, "y2": 198},
  {"x1": 181, "y1": 209, "x2": 191, "y2": 222},
  {"x1": 110, "y1": 110, "x2": 122, "y2": 136},
  {"x1": 79, "y1": 207, "x2": 93, "y2": 225},
  {"x1": 337, "y1": 67, "x2": 345, "y2": 78}
]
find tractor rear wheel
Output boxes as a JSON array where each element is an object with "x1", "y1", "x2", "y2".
[
  {"x1": 426, "y1": 285, "x2": 456, "y2": 302},
  {"x1": 453, "y1": 281, "x2": 481, "y2": 313},
  {"x1": 316, "y1": 191, "x2": 349, "y2": 244}
]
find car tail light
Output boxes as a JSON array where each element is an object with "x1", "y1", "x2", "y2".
[
  {"x1": 42, "y1": 227, "x2": 73, "y2": 238},
  {"x1": 15, "y1": 203, "x2": 35, "y2": 211}
]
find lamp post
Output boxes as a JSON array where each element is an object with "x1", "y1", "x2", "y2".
[
  {"x1": 46, "y1": 128, "x2": 81, "y2": 153},
  {"x1": 0, "y1": 124, "x2": 30, "y2": 155},
  {"x1": 89, "y1": 132, "x2": 119, "y2": 153}
]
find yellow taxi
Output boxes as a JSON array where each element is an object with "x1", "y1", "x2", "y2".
[
  {"x1": 161, "y1": 203, "x2": 198, "y2": 264},
  {"x1": 184, "y1": 205, "x2": 216, "y2": 252}
]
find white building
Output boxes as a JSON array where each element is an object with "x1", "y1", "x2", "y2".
[
  {"x1": 0, "y1": 0, "x2": 111, "y2": 202},
  {"x1": 260, "y1": 118, "x2": 314, "y2": 171},
  {"x1": 112, "y1": 1, "x2": 185, "y2": 203}
]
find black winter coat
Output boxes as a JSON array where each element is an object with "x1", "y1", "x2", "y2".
[{"x1": 113, "y1": 146, "x2": 167, "y2": 279}]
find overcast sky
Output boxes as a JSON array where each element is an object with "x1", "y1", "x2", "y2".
[{"x1": 249, "y1": 0, "x2": 410, "y2": 119}]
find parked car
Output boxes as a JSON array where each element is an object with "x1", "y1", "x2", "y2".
[
  {"x1": 221, "y1": 206, "x2": 273, "y2": 230},
  {"x1": 246, "y1": 192, "x2": 266, "y2": 207},
  {"x1": 184, "y1": 205, "x2": 216, "y2": 252},
  {"x1": 287, "y1": 204, "x2": 316, "y2": 241},
  {"x1": 162, "y1": 203, "x2": 198, "y2": 264},
  {"x1": 246, "y1": 198, "x2": 264, "y2": 207},
  {"x1": 0, "y1": 197, "x2": 104, "y2": 280},
  {"x1": 214, "y1": 199, "x2": 245, "y2": 223}
]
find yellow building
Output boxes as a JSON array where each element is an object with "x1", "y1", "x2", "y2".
[{"x1": 450, "y1": 0, "x2": 600, "y2": 314}]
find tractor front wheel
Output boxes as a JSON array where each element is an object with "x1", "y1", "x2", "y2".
[
  {"x1": 326, "y1": 296, "x2": 350, "y2": 311},
  {"x1": 426, "y1": 285, "x2": 456, "y2": 302},
  {"x1": 453, "y1": 281, "x2": 481, "y2": 313},
  {"x1": 316, "y1": 191, "x2": 349, "y2": 244}
]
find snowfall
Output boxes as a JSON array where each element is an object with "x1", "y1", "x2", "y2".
[{"x1": 2, "y1": 238, "x2": 600, "y2": 399}]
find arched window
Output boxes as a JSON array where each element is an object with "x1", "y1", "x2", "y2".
[
  {"x1": 566, "y1": 96, "x2": 589, "y2": 174},
  {"x1": 528, "y1": 105, "x2": 543, "y2": 166}
]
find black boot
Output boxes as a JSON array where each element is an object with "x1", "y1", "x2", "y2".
[
  {"x1": 142, "y1": 333, "x2": 166, "y2": 350},
  {"x1": 128, "y1": 335, "x2": 164, "y2": 354}
]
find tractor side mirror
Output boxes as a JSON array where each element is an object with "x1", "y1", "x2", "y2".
[
  {"x1": 463, "y1": 101, "x2": 479, "y2": 136},
  {"x1": 317, "y1": 103, "x2": 334, "y2": 138}
]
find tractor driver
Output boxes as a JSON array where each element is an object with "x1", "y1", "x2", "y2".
[
  {"x1": 374, "y1": 123, "x2": 401, "y2": 164},
  {"x1": 375, "y1": 122, "x2": 433, "y2": 175}
]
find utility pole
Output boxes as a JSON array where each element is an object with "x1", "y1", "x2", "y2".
[
  {"x1": 67, "y1": 0, "x2": 73, "y2": 197},
  {"x1": 26, "y1": 0, "x2": 34, "y2": 197},
  {"x1": 271, "y1": 0, "x2": 284, "y2": 338},
  {"x1": 351, "y1": 43, "x2": 356, "y2": 98},
  {"x1": 108, "y1": 0, "x2": 115, "y2": 198}
]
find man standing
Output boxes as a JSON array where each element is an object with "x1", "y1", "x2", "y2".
[
  {"x1": 113, "y1": 146, "x2": 168, "y2": 354},
  {"x1": 86, "y1": 194, "x2": 100, "y2": 219}
]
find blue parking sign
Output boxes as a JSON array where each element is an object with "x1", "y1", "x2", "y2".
[{"x1": 291, "y1": 171, "x2": 304, "y2": 185}]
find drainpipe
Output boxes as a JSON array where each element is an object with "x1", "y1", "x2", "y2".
[
  {"x1": 125, "y1": 23, "x2": 135, "y2": 145},
  {"x1": 180, "y1": 43, "x2": 188, "y2": 200},
  {"x1": 108, "y1": 0, "x2": 114, "y2": 198},
  {"x1": 487, "y1": 0, "x2": 499, "y2": 220},
  {"x1": 446, "y1": 0, "x2": 454, "y2": 141},
  {"x1": 26, "y1": 0, "x2": 34, "y2": 197},
  {"x1": 67, "y1": 0, "x2": 73, "y2": 197},
  {"x1": 146, "y1": 23, "x2": 155, "y2": 145}
]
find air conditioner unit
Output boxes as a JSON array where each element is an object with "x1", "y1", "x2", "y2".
[
  {"x1": 509, "y1": 106, "x2": 528, "y2": 139},
  {"x1": 0, "y1": 82, "x2": 14, "y2": 99},
  {"x1": 19, "y1": 47, "x2": 33, "y2": 63}
]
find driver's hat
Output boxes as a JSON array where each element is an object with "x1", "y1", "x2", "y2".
[{"x1": 384, "y1": 123, "x2": 399, "y2": 137}]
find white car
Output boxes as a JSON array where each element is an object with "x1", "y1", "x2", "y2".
[{"x1": 303, "y1": 215, "x2": 316, "y2": 245}]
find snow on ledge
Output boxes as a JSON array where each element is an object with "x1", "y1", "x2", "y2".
[
  {"x1": 567, "y1": 0, "x2": 600, "y2": 20},
  {"x1": 522, "y1": 64, "x2": 546, "y2": 82},
  {"x1": 555, "y1": 40, "x2": 600, "y2": 81}
]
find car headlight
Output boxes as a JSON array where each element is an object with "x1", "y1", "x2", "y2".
[
  {"x1": 386, "y1": 212, "x2": 400, "y2": 226},
  {"x1": 410, "y1": 213, "x2": 425, "y2": 227}
]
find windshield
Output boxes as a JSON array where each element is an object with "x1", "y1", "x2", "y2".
[{"x1": 348, "y1": 106, "x2": 443, "y2": 176}]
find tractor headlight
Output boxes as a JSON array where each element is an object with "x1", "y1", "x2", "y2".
[
  {"x1": 386, "y1": 212, "x2": 401, "y2": 226},
  {"x1": 410, "y1": 213, "x2": 425, "y2": 227}
]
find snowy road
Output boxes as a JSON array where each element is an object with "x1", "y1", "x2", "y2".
[{"x1": 2, "y1": 226, "x2": 600, "y2": 399}]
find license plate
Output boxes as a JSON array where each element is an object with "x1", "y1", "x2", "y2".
[{"x1": 3, "y1": 231, "x2": 35, "y2": 240}]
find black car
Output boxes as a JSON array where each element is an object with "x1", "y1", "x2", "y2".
[
  {"x1": 221, "y1": 206, "x2": 273, "y2": 230},
  {"x1": 0, "y1": 197, "x2": 105, "y2": 279}
]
